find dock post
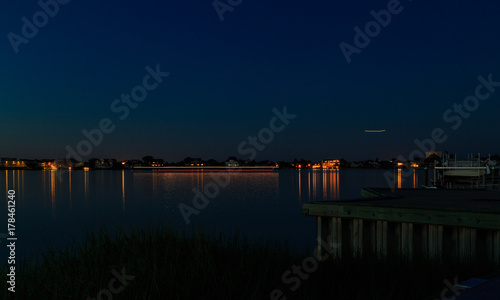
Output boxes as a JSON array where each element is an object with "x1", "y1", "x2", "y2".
[
  {"x1": 401, "y1": 223, "x2": 413, "y2": 260},
  {"x1": 492, "y1": 167, "x2": 496, "y2": 189},
  {"x1": 484, "y1": 230, "x2": 500, "y2": 264},
  {"x1": 331, "y1": 217, "x2": 342, "y2": 259},
  {"x1": 351, "y1": 219, "x2": 363, "y2": 257},
  {"x1": 495, "y1": 231, "x2": 500, "y2": 264},
  {"x1": 422, "y1": 225, "x2": 428, "y2": 256},
  {"x1": 451, "y1": 227, "x2": 459, "y2": 260},
  {"x1": 316, "y1": 216, "x2": 342, "y2": 260},
  {"x1": 316, "y1": 216, "x2": 327, "y2": 260},
  {"x1": 458, "y1": 228, "x2": 477, "y2": 261},
  {"x1": 395, "y1": 223, "x2": 401, "y2": 254},
  {"x1": 371, "y1": 221, "x2": 376, "y2": 254},
  {"x1": 428, "y1": 225, "x2": 443, "y2": 260},
  {"x1": 378, "y1": 221, "x2": 388, "y2": 257},
  {"x1": 371, "y1": 220, "x2": 388, "y2": 257}
]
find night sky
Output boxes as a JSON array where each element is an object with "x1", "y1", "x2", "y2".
[{"x1": 1, "y1": 0, "x2": 500, "y2": 162}]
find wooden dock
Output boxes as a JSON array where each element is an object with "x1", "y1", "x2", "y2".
[{"x1": 302, "y1": 188, "x2": 500, "y2": 263}]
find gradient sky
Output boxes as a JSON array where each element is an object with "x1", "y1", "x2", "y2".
[{"x1": 1, "y1": 0, "x2": 500, "y2": 162}]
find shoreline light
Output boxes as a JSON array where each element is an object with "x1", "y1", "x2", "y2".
[{"x1": 364, "y1": 129, "x2": 386, "y2": 133}]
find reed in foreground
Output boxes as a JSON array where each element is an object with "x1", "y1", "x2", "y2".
[{"x1": 0, "y1": 225, "x2": 497, "y2": 299}]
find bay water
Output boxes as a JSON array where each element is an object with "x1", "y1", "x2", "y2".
[{"x1": 0, "y1": 169, "x2": 422, "y2": 261}]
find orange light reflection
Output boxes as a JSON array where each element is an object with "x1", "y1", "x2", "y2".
[
  {"x1": 398, "y1": 169, "x2": 402, "y2": 189},
  {"x1": 122, "y1": 170, "x2": 125, "y2": 210}
]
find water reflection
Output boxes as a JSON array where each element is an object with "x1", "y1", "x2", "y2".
[
  {"x1": 195, "y1": 171, "x2": 204, "y2": 192},
  {"x1": 51, "y1": 170, "x2": 56, "y2": 206},
  {"x1": 2, "y1": 169, "x2": 423, "y2": 210},
  {"x1": 307, "y1": 173, "x2": 311, "y2": 200},
  {"x1": 42, "y1": 170, "x2": 46, "y2": 196},
  {"x1": 297, "y1": 168, "x2": 421, "y2": 202},
  {"x1": 0, "y1": 169, "x2": 426, "y2": 261},
  {"x1": 131, "y1": 171, "x2": 280, "y2": 204},
  {"x1": 297, "y1": 170, "x2": 340, "y2": 202},
  {"x1": 84, "y1": 170, "x2": 89, "y2": 201},
  {"x1": 398, "y1": 168, "x2": 402, "y2": 189},
  {"x1": 152, "y1": 170, "x2": 157, "y2": 196},
  {"x1": 2, "y1": 169, "x2": 423, "y2": 220},
  {"x1": 413, "y1": 169, "x2": 418, "y2": 188},
  {"x1": 312, "y1": 171, "x2": 317, "y2": 199},
  {"x1": 69, "y1": 170, "x2": 72, "y2": 207},
  {"x1": 4, "y1": 170, "x2": 25, "y2": 196},
  {"x1": 323, "y1": 171, "x2": 327, "y2": 199},
  {"x1": 122, "y1": 170, "x2": 125, "y2": 210},
  {"x1": 298, "y1": 171, "x2": 302, "y2": 201},
  {"x1": 392, "y1": 168, "x2": 419, "y2": 190},
  {"x1": 330, "y1": 170, "x2": 339, "y2": 200}
]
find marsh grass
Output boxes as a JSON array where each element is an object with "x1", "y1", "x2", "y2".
[{"x1": 0, "y1": 225, "x2": 497, "y2": 299}]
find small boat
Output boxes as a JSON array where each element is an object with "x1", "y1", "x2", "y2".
[
  {"x1": 433, "y1": 153, "x2": 499, "y2": 188},
  {"x1": 421, "y1": 185, "x2": 438, "y2": 189},
  {"x1": 442, "y1": 167, "x2": 489, "y2": 177},
  {"x1": 436, "y1": 156, "x2": 491, "y2": 178}
]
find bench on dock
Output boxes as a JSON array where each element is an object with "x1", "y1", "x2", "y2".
[{"x1": 302, "y1": 188, "x2": 500, "y2": 263}]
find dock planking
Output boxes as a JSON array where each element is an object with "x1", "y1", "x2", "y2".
[{"x1": 303, "y1": 188, "x2": 500, "y2": 263}]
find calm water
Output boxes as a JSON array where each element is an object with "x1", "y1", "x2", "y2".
[{"x1": 0, "y1": 169, "x2": 422, "y2": 260}]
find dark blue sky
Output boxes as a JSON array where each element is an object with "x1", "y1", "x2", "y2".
[{"x1": 1, "y1": 0, "x2": 500, "y2": 162}]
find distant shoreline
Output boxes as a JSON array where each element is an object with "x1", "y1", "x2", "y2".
[{"x1": 0, "y1": 166, "x2": 420, "y2": 171}]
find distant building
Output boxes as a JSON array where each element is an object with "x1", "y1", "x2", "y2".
[
  {"x1": 94, "y1": 159, "x2": 114, "y2": 169},
  {"x1": 225, "y1": 159, "x2": 239, "y2": 167},
  {"x1": 149, "y1": 159, "x2": 164, "y2": 167},
  {"x1": 184, "y1": 158, "x2": 202, "y2": 166},
  {"x1": 37, "y1": 159, "x2": 53, "y2": 170},
  {"x1": 0, "y1": 158, "x2": 27, "y2": 168},
  {"x1": 258, "y1": 160, "x2": 276, "y2": 166},
  {"x1": 322, "y1": 159, "x2": 340, "y2": 169},
  {"x1": 425, "y1": 151, "x2": 442, "y2": 158},
  {"x1": 53, "y1": 159, "x2": 70, "y2": 169},
  {"x1": 123, "y1": 160, "x2": 143, "y2": 168}
]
